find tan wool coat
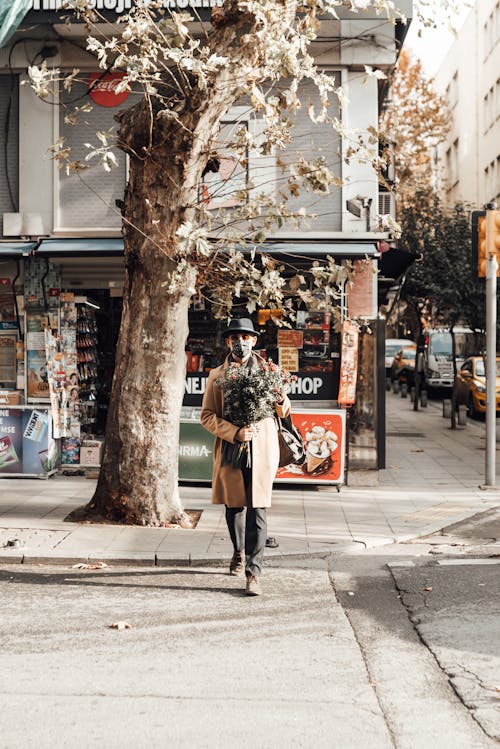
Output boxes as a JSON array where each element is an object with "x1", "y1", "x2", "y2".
[{"x1": 200, "y1": 355, "x2": 291, "y2": 508}]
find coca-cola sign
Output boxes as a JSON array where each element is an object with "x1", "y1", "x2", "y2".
[{"x1": 88, "y1": 73, "x2": 130, "y2": 108}]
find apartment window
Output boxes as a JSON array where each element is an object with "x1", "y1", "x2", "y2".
[
  {"x1": 451, "y1": 139, "x2": 459, "y2": 186},
  {"x1": 485, "y1": 160, "x2": 498, "y2": 201},
  {"x1": 449, "y1": 71, "x2": 458, "y2": 108},
  {"x1": 484, "y1": 93, "x2": 489, "y2": 132},
  {"x1": 445, "y1": 140, "x2": 459, "y2": 190},
  {"x1": 485, "y1": 4, "x2": 500, "y2": 57},
  {"x1": 497, "y1": 3, "x2": 500, "y2": 50}
]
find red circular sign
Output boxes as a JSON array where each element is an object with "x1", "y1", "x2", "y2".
[{"x1": 88, "y1": 73, "x2": 130, "y2": 108}]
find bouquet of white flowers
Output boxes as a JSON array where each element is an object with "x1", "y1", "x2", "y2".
[{"x1": 216, "y1": 359, "x2": 294, "y2": 468}]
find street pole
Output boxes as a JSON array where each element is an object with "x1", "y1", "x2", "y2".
[{"x1": 485, "y1": 227, "x2": 497, "y2": 486}]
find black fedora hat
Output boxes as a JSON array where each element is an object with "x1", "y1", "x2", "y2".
[{"x1": 224, "y1": 317, "x2": 259, "y2": 338}]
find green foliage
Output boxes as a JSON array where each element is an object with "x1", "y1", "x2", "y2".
[{"x1": 400, "y1": 192, "x2": 485, "y2": 332}]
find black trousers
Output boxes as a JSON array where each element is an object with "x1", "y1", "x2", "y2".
[{"x1": 225, "y1": 464, "x2": 267, "y2": 577}]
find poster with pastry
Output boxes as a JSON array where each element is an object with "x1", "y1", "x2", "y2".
[{"x1": 275, "y1": 409, "x2": 346, "y2": 484}]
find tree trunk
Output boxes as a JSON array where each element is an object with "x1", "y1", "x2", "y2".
[
  {"x1": 67, "y1": 1, "x2": 295, "y2": 525},
  {"x1": 86, "y1": 253, "x2": 195, "y2": 525}
]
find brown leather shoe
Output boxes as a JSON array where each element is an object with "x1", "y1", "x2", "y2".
[
  {"x1": 245, "y1": 574, "x2": 262, "y2": 596},
  {"x1": 229, "y1": 551, "x2": 245, "y2": 576}
]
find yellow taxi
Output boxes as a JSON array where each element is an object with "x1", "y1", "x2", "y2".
[
  {"x1": 389, "y1": 343, "x2": 417, "y2": 387},
  {"x1": 454, "y1": 356, "x2": 500, "y2": 417}
]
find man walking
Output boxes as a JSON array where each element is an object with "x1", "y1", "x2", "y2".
[{"x1": 200, "y1": 318, "x2": 291, "y2": 596}]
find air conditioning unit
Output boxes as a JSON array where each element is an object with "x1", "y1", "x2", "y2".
[
  {"x1": 2, "y1": 212, "x2": 45, "y2": 237},
  {"x1": 3, "y1": 213, "x2": 23, "y2": 236}
]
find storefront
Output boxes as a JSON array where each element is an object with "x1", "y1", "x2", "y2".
[{"x1": 0, "y1": 239, "x2": 381, "y2": 482}]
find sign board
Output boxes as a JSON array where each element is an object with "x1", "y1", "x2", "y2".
[
  {"x1": 183, "y1": 371, "x2": 337, "y2": 406},
  {"x1": 30, "y1": 1, "x2": 223, "y2": 12},
  {"x1": 275, "y1": 409, "x2": 346, "y2": 484},
  {"x1": 279, "y1": 347, "x2": 299, "y2": 372},
  {"x1": 0, "y1": 407, "x2": 58, "y2": 477},
  {"x1": 179, "y1": 420, "x2": 214, "y2": 481},
  {"x1": 88, "y1": 73, "x2": 130, "y2": 108},
  {"x1": 277, "y1": 329, "x2": 303, "y2": 348},
  {"x1": 178, "y1": 409, "x2": 345, "y2": 485}
]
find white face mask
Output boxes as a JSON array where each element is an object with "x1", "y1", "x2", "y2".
[{"x1": 230, "y1": 339, "x2": 253, "y2": 359}]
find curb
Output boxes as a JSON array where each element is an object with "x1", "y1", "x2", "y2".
[{"x1": 0, "y1": 546, "x2": 364, "y2": 567}]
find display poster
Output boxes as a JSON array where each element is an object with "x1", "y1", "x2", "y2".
[
  {"x1": 0, "y1": 407, "x2": 58, "y2": 476},
  {"x1": 0, "y1": 278, "x2": 16, "y2": 327},
  {"x1": 26, "y1": 313, "x2": 51, "y2": 401},
  {"x1": 296, "y1": 310, "x2": 331, "y2": 330},
  {"x1": 0, "y1": 333, "x2": 17, "y2": 385},
  {"x1": 338, "y1": 320, "x2": 359, "y2": 406},
  {"x1": 277, "y1": 330, "x2": 303, "y2": 349},
  {"x1": 279, "y1": 347, "x2": 299, "y2": 372},
  {"x1": 275, "y1": 410, "x2": 346, "y2": 484},
  {"x1": 26, "y1": 350, "x2": 50, "y2": 401},
  {"x1": 45, "y1": 305, "x2": 79, "y2": 440}
]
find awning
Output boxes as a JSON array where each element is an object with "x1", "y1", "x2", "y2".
[
  {"x1": 1, "y1": 237, "x2": 379, "y2": 259},
  {"x1": 265, "y1": 242, "x2": 379, "y2": 257},
  {"x1": 0, "y1": 241, "x2": 38, "y2": 256},
  {"x1": 35, "y1": 238, "x2": 124, "y2": 257}
]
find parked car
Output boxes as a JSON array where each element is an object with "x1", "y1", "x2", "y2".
[
  {"x1": 385, "y1": 338, "x2": 413, "y2": 377},
  {"x1": 420, "y1": 327, "x2": 481, "y2": 391},
  {"x1": 390, "y1": 343, "x2": 417, "y2": 387},
  {"x1": 454, "y1": 356, "x2": 500, "y2": 418}
]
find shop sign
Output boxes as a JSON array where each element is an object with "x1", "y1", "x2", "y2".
[
  {"x1": 183, "y1": 371, "x2": 336, "y2": 406},
  {"x1": 279, "y1": 347, "x2": 299, "y2": 372},
  {"x1": 31, "y1": 0, "x2": 223, "y2": 11},
  {"x1": 275, "y1": 409, "x2": 346, "y2": 485},
  {"x1": 277, "y1": 330, "x2": 303, "y2": 348},
  {"x1": 88, "y1": 73, "x2": 130, "y2": 107},
  {"x1": 0, "y1": 407, "x2": 58, "y2": 476}
]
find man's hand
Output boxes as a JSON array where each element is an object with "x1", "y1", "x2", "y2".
[{"x1": 236, "y1": 426, "x2": 254, "y2": 442}]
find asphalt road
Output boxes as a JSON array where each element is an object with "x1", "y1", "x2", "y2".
[
  {"x1": 1, "y1": 548, "x2": 499, "y2": 749},
  {"x1": 0, "y1": 563, "x2": 392, "y2": 749}
]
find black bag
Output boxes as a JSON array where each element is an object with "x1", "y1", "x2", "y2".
[
  {"x1": 276, "y1": 414, "x2": 306, "y2": 468},
  {"x1": 221, "y1": 439, "x2": 252, "y2": 469}
]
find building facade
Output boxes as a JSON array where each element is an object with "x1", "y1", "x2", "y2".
[
  {"x1": 434, "y1": 0, "x2": 500, "y2": 208},
  {"x1": 0, "y1": 1, "x2": 411, "y2": 477}
]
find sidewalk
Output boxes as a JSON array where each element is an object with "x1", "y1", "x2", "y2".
[{"x1": 1, "y1": 392, "x2": 499, "y2": 565}]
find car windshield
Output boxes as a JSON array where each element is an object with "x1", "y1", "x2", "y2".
[
  {"x1": 474, "y1": 360, "x2": 500, "y2": 377},
  {"x1": 429, "y1": 333, "x2": 452, "y2": 356},
  {"x1": 386, "y1": 343, "x2": 408, "y2": 357},
  {"x1": 401, "y1": 348, "x2": 416, "y2": 360}
]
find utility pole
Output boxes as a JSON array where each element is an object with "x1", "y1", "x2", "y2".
[
  {"x1": 485, "y1": 245, "x2": 497, "y2": 486},
  {"x1": 484, "y1": 205, "x2": 500, "y2": 486}
]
